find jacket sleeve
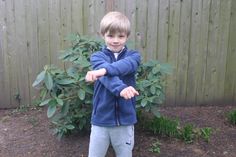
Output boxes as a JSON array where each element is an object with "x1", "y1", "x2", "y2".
[
  {"x1": 90, "y1": 52, "x2": 127, "y2": 96},
  {"x1": 98, "y1": 76, "x2": 127, "y2": 97},
  {"x1": 91, "y1": 51, "x2": 141, "y2": 76}
]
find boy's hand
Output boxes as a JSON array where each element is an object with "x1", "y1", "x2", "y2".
[
  {"x1": 120, "y1": 86, "x2": 139, "y2": 99},
  {"x1": 85, "y1": 68, "x2": 106, "y2": 82}
]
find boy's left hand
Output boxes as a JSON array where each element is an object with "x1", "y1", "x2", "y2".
[
  {"x1": 120, "y1": 86, "x2": 139, "y2": 99},
  {"x1": 85, "y1": 68, "x2": 106, "y2": 82}
]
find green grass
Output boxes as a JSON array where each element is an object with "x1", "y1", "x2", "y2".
[
  {"x1": 138, "y1": 112, "x2": 213, "y2": 143},
  {"x1": 227, "y1": 109, "x2": 236, "y2": 125}
]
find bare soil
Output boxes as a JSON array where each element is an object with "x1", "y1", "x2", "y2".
[{"x1": 0, "y1": 105, "x2": 235, "y2": 157}]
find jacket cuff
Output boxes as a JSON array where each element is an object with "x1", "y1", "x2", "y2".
[{"x1": 115, "y1": 84, "x2": 127, "y2": 97}]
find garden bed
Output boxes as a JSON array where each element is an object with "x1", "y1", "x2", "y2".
[{"x1": 0, "y1": 105, "x2": 235, "y2": 157}]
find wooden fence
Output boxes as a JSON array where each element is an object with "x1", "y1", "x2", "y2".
[{"x1": 0, "y1": 0, "x2": 235, "y2": 108}]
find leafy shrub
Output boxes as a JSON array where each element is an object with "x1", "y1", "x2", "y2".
[
  {"x1": 33, "y1": 34, "x2": 171, "y2": 138},
  {"x1": 227, "y1": 109, "x2": 236, "y2": 125},
  {"x1": 136, "y1": 60, "x2": 171, "y2": 115}
]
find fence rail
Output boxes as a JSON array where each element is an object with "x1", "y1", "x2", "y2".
[{"x1": 0, "y1": 0, "x2": 235, "y2": 108}]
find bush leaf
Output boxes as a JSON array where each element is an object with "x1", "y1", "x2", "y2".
[
  {"x1": 47, "y1": 105, "x2": 57, "y2": 118},
  {"x1": 39, "y1": 98, "x2": 51, "y2": 106},
  {"x1": 44, "y1": 72, "x2": 53, "y2": 90},
  {"x1": 78, "y1": 89, "x2": 86, "y2": 100},
  {"x1": 32, "y1": 71, "x2": 46, "y2": 87}
]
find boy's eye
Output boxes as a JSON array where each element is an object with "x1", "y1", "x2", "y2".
[{"x1": 107, "y1": 34, "x2": 113, "y2": 37}]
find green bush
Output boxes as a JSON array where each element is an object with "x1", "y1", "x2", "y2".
[{"x1": 33, "y1": 34, "x2": 171, "y2": 138}]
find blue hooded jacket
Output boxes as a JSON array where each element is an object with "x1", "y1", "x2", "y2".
[{"x1": 90, "y1": 46, "x2": 141, "y2": 126}]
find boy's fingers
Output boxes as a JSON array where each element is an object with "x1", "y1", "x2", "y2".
[
  {"x1": 92, "y1": 75, "x2": 97, "y2": 81},
  {"x1": 134, "y1": 90, "x2": 139, "y2": 96},
  {"x1": 129, "y1": 86, "x2": 139, "y2": 96},
  {"x1": 127, "y1": 91, "x2": 133, "y2": 99},
  {"x1": 120, "y1": 86, "x2": 139, "y2": 99}
]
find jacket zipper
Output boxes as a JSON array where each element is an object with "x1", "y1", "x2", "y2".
[
  {"x1": 115, "y1": 101, "x2": 120, "y2": 126},
  {"x1": 111, "y1": 51, "x2": 122, "y2": 126}
]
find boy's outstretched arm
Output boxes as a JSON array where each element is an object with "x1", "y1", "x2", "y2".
[
  {"x1": 85, "y1": 67, "x2": 126, "y2": 97},
  {"x1": 85, "y1": 69, "x2": 137, "y2": 99},
  {"x1": 85, "y1": 68, "x2": 106, "y2": 82},
  {"x1": 91, "y1": 51, "x2": 141, "y2": 76}
]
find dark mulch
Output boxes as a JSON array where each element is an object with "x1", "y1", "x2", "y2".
[{"x1": 0, "y1": 105, "x2": 235, "y2": 157}]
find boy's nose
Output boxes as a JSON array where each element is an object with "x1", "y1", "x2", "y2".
[{"x1": 113, "y1": 38, "x2": 119, "y2": 43}]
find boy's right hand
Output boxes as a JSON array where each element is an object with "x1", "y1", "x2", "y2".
[
  {"x1": 85, "y1": 68, "x2": 107, "y2": 83},
  {"x1": 120, "y1": 86, "x2": 139, "y2": 99}
]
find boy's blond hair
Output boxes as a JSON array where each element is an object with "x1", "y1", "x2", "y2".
[{"x1": 100, "y1": 11, "x2": 131, "y2": 37}]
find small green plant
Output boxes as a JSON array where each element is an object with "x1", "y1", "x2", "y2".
[
  {"x1": 227, "y1": 109, "x2": 236, "y2": 125},
  {"x1": 146, "y1": 116, "x2": 179, "y2": 137},
  {"x1": 180, "y1": 124, "x2": 195, "y2": 144},
  {"x1": 27, "y1": 116, "x2": 39, "y2": 127},
  {"x1": 149, "y1": 140, "x2": 161, "y2": 154},
  {"x1": 200, "y1": 127, "x2": 212, "y2": 142}
]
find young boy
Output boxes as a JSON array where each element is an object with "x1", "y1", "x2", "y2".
[{"x1": 85, "y1": 11, "x2": 141, "y2": 157}]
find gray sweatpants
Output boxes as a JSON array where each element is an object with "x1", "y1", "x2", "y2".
[{"x1": 88, "y1": 125, "x2": 134, "y2": 157}]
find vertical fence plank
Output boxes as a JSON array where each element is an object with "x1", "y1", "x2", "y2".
[
  {"x1": 157, "y1": 0, "x2": 169, "y2": 105},
  {"x1": 72, "y1": 0, "x2": 84, "y2": 34},
  {"x1": 125, "y1": 0, "x2": 136, "y2": 49},
  {"x1": 37, "y1": 0, "x2": 50, "y2": 67},
  {"x1": 204, "y1": 0, "x2": 221, "y2": 104},
  {"x1": 225, "y1": 0, "x2": 236, "y2": 104},
  {"x1": 196, "y1": 0, "x2": 211, "y2": 105},
  {"x1": 146, "y1": 0, "x2": 159, "y2": 60},
  {"x1": 105, "y1": 0, "x2": 114, "y2": 12},
  {"x1": 175, "y1": 0, "x2": 191, "y2": 105},
  {"x1": 25, "y1": 0, "x2": 40, "y2": 103},
  {"x1": 48, "y1": 0, "x2": 62, "y2": 67},
  {"x1": 157, "y1": 0, "x2": 169, "y2": 62},
  {"x1": 215, "y1": 0, "x2": 232, "y2": 104},
  {"x1": 231, "y1": 0, "x2": 236, "y2": 103},
  {"x1": 94, "y1": 0, "x2": 106, "y2": 37},
  {"x1": 5, "y1": 0, "x2": 19, "y2": 107},
  {"x1": 135, "y1": 0, "x2": 148, "y2": 60},
  {"x1": 186, "y1": 0, "x2": 202, "y2": 105},
  {"x1": 0, "y1": 0, "x2": 5, "y2": 105},
  {"x1": 165, "y1": 0, "x2": 181, "y2": 105},
  {"x1": 60, "y1": 0, "x2": 72, "y2": 48},
  {"x1": 15, "y1": 0, "x2": 31, "y2": 105},
  {"x1": 114, "y1": 0, "x2": 125, "y2": 12},
  {"x1": 0, "y1": 0, "x2": 11, "y2": 108},
  {"x1": 83, "y1": 0, "x2": 95, "y2": 35}
]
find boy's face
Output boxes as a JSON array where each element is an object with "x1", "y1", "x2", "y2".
[{"x1": 103, "y1": 31, "x2": 128, "y2": 53}]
